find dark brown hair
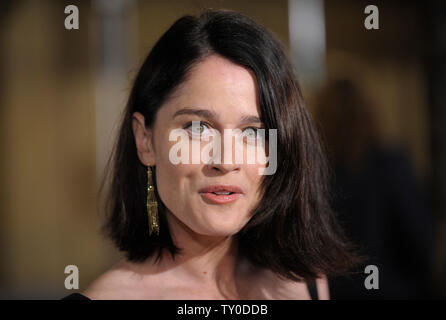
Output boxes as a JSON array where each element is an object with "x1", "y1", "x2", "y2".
[{"x1": 101, "y1": 9, "x2": 363, "y2": 281}]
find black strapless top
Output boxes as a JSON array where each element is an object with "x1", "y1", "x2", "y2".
[
  {"x1": 61, "y1": 292, "x2": 91, "y2": 300},
  {"x1": 62, "y1": 280, "x2": 319, "y2": 300}
]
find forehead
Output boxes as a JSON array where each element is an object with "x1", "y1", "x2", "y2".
[
  {"x1": 161, "y1": 55, "x2": 260, "y2": 120},
  {"x1": 186, "y1": 55, "x2": 257, "y2": 91}
]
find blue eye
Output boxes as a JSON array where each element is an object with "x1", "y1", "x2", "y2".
[
  {"x1": 184, "y1": 121, "x2": 210, "y2": 135},
  {"x1": 243, "y1": 127, "x2": 260, "y2": 140}
]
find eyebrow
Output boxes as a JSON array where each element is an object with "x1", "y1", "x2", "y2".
[{"x1": 172, "y1": 107, "x2": 263, "y2": 125}]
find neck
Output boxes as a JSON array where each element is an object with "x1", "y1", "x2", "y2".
[{"x1": 146, "y1": 210, "x2": 242, "y2": 298}]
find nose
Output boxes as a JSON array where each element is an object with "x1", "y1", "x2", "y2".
[
  {"x1": 209, "y1": 130, "x2": 242, "y2": 173},
  {"x1": 211, "y1": 161, "x2": 241, "y2": 173}
]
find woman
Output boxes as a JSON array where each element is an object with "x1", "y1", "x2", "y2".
[{"x1": 66, "y1": 9, "x2": 360, "y2": 300}]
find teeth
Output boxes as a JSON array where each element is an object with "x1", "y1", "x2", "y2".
[{"x1": 213, "y1": 191, "x2": 231, "y2": 195}]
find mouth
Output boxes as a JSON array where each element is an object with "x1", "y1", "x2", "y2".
[
  {"x1": 199, "y1": 192, "x2": 242, "y2": 204},
  {"x1": 198, "y1": 185, "x2": 244, "y2": 204},
  {"x1": 210, "y1": 191, "x2": 235, "y2": 195}
]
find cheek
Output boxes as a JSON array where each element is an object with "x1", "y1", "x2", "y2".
[
  {"x1": 243, "y1": 162, "x2": 264, "y2": 197},
  {"x1": 245, "y1": 142, "x2": 269, "y2": 177},
  {"x1": 155, "y1": 163, "x2": 195, "y2": 226},
  {"x1": 249, "y1": 167, "x2": 264, "y2": 189},
  {"x1": 153, "y1": 137, "x2": 182, "y2": 205},
  {"x1": 154, "y1": 138, "x2": 200, "y2": 206}
]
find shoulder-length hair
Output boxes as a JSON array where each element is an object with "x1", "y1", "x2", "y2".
[{"x1": 101, "y1": 9, "x2": 362, "y2": 281}]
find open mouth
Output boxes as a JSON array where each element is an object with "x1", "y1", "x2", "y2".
[
  {"x1": 200, "y1": 191, "x2": 241, "y2": 204},
  {"x1": 211, "y1": 192, "x2": 234, "y2": 195},
  {"x1": 198, "y1": 185, "x2": 244, "y2": 204}
]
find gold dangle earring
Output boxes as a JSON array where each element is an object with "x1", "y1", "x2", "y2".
[{"x1": 147, "y1": 166, "x2": 159, "y2": 236}]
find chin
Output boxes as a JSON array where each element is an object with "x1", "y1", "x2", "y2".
[{"x1": 193, "y1": 219, "x2": 247, "y2": 237}]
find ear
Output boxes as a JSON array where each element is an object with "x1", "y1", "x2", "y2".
[{"x1": 132, "y1": 112, "x2": 156, "y2": 166}]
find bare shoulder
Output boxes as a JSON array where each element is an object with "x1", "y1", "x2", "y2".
[
  {"x1": 82, "y1": 259, "x2": 144, "y2": 299},
  {"x1": 315, "y1": 276, "x2": 330, "y2": 300},
  {"x1": 260, "y1": 271, "x2": 330, "y2": 300},
  {"x1": 238, "y1": 259, "x2": 330, "y2": 300}
]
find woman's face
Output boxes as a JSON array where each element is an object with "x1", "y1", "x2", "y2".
[{"x1": 133, "y1": 55, "x2": 267, "y2": 237}]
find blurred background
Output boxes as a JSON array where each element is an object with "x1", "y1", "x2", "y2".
[{"x1": 0, "y1": 0, "x2": 444, "y2": 299}]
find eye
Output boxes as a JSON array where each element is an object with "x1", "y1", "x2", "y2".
[
  {"x1": 184, "y1": 121, "x2": 210, "y2": 136},
  {"x1": 243, "y1": 127, "x2": 261, "y2": 140}
]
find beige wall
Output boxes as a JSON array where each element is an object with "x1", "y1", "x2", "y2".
[{"x1": 0, "y1": 0, "x2": 109, "y2": 297}]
